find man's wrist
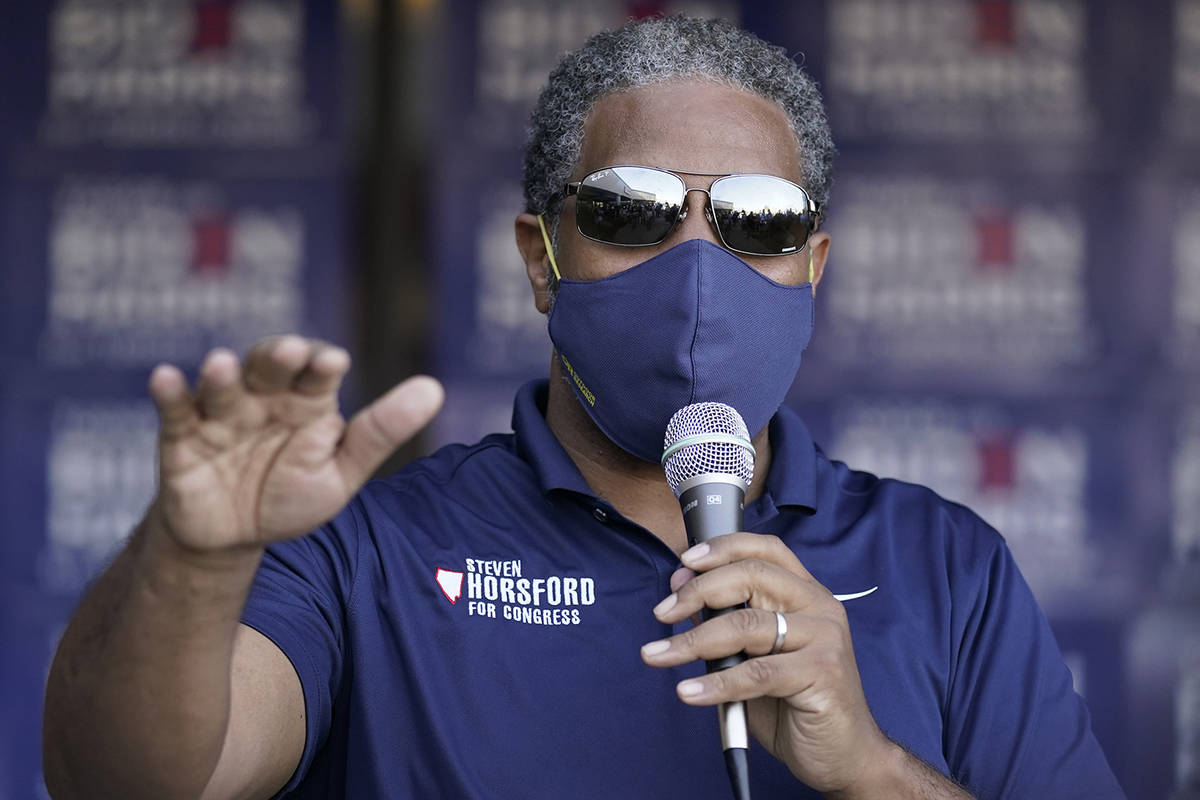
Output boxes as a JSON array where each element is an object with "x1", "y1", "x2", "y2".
[
  {"x1": 134, "y1": 503, "x2": 264, "y2": 601},
  {"x1": 822, "y1": 738, "x2": 905, "y2": 800},
  {"x1": 824, "y1": 739, "x2": 975, "y2": 800}
]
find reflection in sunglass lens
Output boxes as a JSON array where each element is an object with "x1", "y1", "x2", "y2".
[
  {"x1": 575, "y1": 167, "x2": 684, "y2": 246},
  {"x1": 710, "y1": 175, "x2": 815, "y2": 256}
]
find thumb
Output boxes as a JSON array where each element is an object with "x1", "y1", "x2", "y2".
[
  {"x1": 336, "y1": 375, "x2": 444, "y2": 489},
  {"x1": 669, "y1": 567, "x2": 696, "y2": 593}
]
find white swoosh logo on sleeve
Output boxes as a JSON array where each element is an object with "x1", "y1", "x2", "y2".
[{"x1": 832, "y1": 586, "x2": 878, "y2": 602}]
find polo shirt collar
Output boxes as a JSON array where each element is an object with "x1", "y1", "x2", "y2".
[
  {"x1": 512, "y1": 380, "x2": 595, "y2": 497},
  {"x1": 512, "y1": 379, "x2": 819, "y2": 512},
  {"x1": 762, "y1": 402, "x2": 819, "y2": 513}
]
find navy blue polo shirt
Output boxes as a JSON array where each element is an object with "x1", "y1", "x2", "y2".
[{"x1": 241, "y1": 380, "x2": 1124, "y2": 799}]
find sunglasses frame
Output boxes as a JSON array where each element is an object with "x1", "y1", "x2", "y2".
[{"x1": 562, "y1": 165, "x2": 822, "y2": 257}]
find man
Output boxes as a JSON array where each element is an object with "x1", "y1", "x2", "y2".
[{"x1": 43, "y1": 16, "x2": 1124, "y2": 800}]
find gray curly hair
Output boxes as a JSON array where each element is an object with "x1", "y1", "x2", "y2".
[{"x1": 522, "y1": 15, "x2": 835, "y2": 241}]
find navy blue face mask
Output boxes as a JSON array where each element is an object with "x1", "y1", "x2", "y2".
[{"x1": 544, "y1": 237, "x2": 815, "y2": 463}]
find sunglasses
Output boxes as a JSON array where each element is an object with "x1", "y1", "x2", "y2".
[{"x1": 563, "y1": 165, "x2": 821, "y2": 257}]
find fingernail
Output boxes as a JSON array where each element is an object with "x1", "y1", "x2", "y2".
[
  {"x1": 641, "y1": 640, "x2": 670, "y2": 657},
  {"x1": 653, "y1": 594, "x2": 677, "y2": 617},
  {"x1": 317, "y1": 347, "x2": 350, "y2": 366},
  {"x1": 677, "y1": 680, "x2": 704, "y2": 697},
  {"x1": 680, "y1": 543, "x2": 709, "y2": 566},
  {"x1": 276, "y1": 336, "x2": 307, "y2": 356},
  {"x1": 201, "y1": 349, "x2": 235, "y2": 377}
]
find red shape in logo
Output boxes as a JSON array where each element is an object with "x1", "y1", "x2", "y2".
[
  {"x1": 191, "y1": 213, "x2": 231, "y2": 275},
  {"x1": 191, "y1": 1, "x2": 233, "y2": 53},
  {"x1": 974, "y1": 210, "x2": 1014, "y2": 273},
  {"x1": 435, "y1": 568, "x2": 465, "y2": 604},
  {"x1": 975, "y1": 0, "x2": 1015, "y2": 47},
  {"x1": 977, "y1": 434, "x2": 1016, "y2": 490}
]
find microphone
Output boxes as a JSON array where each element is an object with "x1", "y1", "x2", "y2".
[{"x1": 662, "y1": 403, "x2": 756, "y2": 800}]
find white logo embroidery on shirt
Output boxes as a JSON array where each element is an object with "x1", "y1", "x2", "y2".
[
  {"x1": 435, "y1": 568, "x2": 464, "y2": 604},
  {"x1": 435, "y1": 557, "x2": 597, "y2": 626},
  {"x1": 832, "y1": 586, "x2": 878, "y2": 602}
]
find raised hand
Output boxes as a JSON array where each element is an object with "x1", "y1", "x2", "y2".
[{"x1": 148, "y1": 335, "x2": 443, "y2": 553}]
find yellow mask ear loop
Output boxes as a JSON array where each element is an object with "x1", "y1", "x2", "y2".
[
  {"x1": 536, "y1": 214, "x2": 562, "y2": 282},
  {"x1": 808, "y1": 250, "x2": 814, "y2": 285}
]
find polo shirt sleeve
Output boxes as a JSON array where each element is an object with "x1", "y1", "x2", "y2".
[
  {"x1": 239, "y1": 500, "x2": 362, "y2": 797},
  {"x1": 942, "y1": 523, "x2": 1126, "y2": 799}
]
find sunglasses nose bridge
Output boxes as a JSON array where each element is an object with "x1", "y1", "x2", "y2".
[{"x1": 678, "y1": 186, "x2": 717, "y2": 234}]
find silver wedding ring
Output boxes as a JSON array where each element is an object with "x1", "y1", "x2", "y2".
[{"x1": 770, "y1": 611, "x2": 788, "y2": 655}]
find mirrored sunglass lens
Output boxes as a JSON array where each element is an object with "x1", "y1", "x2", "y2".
[
  {"x1": 710, "y1": 176, "x2": 814, "y2": 256},
  {"x1": 575, "y1": 167, "x2": 683, "y2": 245}
]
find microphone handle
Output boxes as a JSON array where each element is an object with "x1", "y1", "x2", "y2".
[
  {"x1": 679, "y1": 479, "x2": 753, "y2": 800},
  {"x1": 679, "y1": 480, "x2": 747, "y2": 673}
]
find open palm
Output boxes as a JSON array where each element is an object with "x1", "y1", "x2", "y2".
[{"x1": 148, "y1": 336, "x2": 443, "y2": 552}]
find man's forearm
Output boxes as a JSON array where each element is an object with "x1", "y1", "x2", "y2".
[
  {"x1": 826, "y1": 740, "x2": 975, "y2": 800},
  {"x1": 43, "y1": 506, "x2": 263, "y2": 800}
]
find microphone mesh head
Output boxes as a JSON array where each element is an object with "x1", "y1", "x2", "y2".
[{"x1": 662, "y1": 403, "x2": 755, "y2": 495}]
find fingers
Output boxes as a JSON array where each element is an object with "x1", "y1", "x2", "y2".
[
  {"x1": 669, "y1": 566, "x2": 695, "y2": 593},
  {"x1": 336, "y1": 375, "x2": 444, "y2": 489},
  {"x1": 243, "y1": 336, "x2": 350, "y2": 397},
  {"x1": 644, "y1": 533, "x2": 851, "y2": 703},
  {"x1": 149, "y1": 363, "x2": 197, "y2": 439},
  {"x1": 242, "y1": 335, "x2": 314, "y2": 394},
  {"x1": 654, "y1": 557, "x2": 827, "y2": 623},
  {"x1": 674, "y1": 651, "x2": 819, "y2": 706},
  {"x1": 680, "y1": 532, "x2": 813, "y2": 581},
  {"x1": 642, "y1": 607, "x2": 819, "y2": 666},
  {"x1": 669, "y1": 621, "x2": 852, "y2": 707},
  {"x1": 154, "y1": 337, "x2": 354, "y2": 432},
  {"x1": 654, "y1": 532, "x2": 831, "y2": 622},
  {"x1": 207, "y1": 336, "x2": 350, "y2": 409},
  {"x1": 293, "y1": 344, "x2": 351, "y2": 396},
  {"x1": 195, "y1": 348, "x2": 246, "y2": 421}
]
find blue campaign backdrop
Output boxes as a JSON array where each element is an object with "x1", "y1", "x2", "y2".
[
  {"x1": 0, "y1": 1, "x2": 348, "y2": 797},
  {"x1": 2, "y1": 1, "x2": 1198, "y2": 798}
]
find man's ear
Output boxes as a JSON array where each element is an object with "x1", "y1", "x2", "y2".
[
  {"x1": 809, "y1": 231, "x2": 831, "y2": 293},
  {"x1": 515, "y1": 213, "x2": 553, "y2": 314}
]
